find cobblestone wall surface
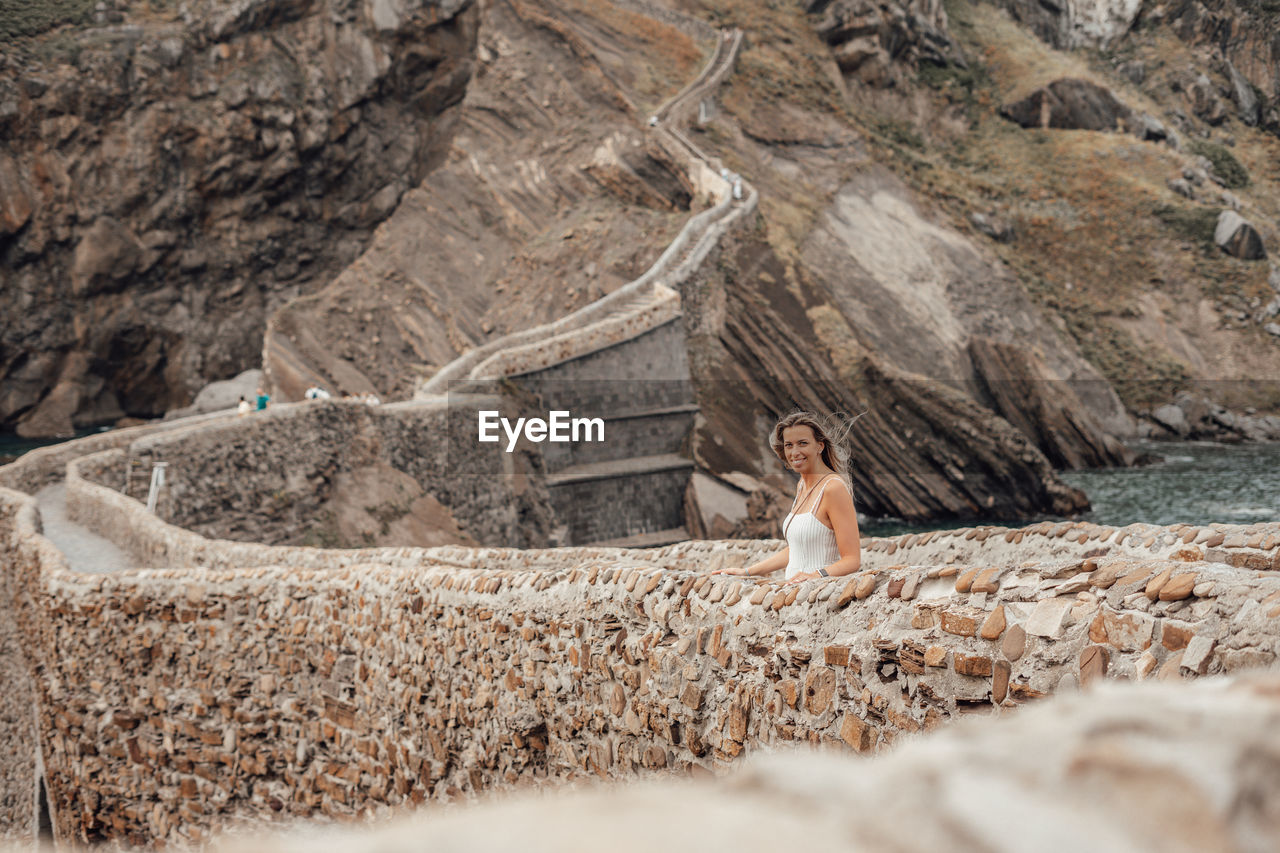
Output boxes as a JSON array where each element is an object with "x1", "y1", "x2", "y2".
[
  {"x1": 0, "y1": 409, "x2": 240, "y2": 495},
  {"x1": 208, "y1": 671, "x2": 1280, "y2": 853},
  {"x1": 8, "y1": 483, "x2": 1280, "y2": 846},
  {"x1": 83, "y1": 398, "x2": 552, "y2": 549},
  {"x1": 0, "y1": 489, "x2": 64, "y2": 844}
]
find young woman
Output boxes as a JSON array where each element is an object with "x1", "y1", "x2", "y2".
[{"x1": 714, "y1": 411, "x2": 861, "y2": 583}]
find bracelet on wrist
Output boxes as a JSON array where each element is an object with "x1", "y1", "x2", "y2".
[{"x1": 818, "y1": 568, "x2": 829, "y2": 577}]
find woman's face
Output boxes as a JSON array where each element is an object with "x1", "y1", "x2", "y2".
[{"x1": 781, "y1": 424, "x2": 824, "y2": 473}]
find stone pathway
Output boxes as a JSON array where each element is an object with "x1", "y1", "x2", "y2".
[{"x1": 35, "y1": 483, "x2": 133, "y2": 573}]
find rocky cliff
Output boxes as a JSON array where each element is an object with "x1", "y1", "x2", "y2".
[
  {"x1": 0, "y1": 0, "x2": 478, "y2": 437},
  {"x1": 260, "y1": 0, "x2": 704, "y2": 401},
  {"x1": 993, "y1": 0, "x2": 1279, "y2": 132},
  {"x1": 9, "y1": 0, "x2": 1280, "y2": 528}
]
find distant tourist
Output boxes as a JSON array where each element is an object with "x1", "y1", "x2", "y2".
[
  {"x1": 304, "y1": 385, "x2": 332, "y2": 400},
  {"x1": 255, "y1": 387, "x2": 271, "y2": 411},
  {"x1": 713, "y1": 411, "x2": 861, "y2": 583},
  {"x1": 237, "y1": 396, "x2": 251, "y2": 417}
]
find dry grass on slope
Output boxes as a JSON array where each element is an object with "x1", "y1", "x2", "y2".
[{"x1": 850, "y1": 0, "x2": 1280, "y2": 410}]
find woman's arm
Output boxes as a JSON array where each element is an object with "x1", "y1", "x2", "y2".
[
  {"x1": 711, "y1": 547, "x2": 788, "y2": 577},
  {"x1": 822, "y1": 485, "x2": 861, "y2": 576},
  {"x1": 712, "y1": 547, "x2": 788, "y2": 577}
]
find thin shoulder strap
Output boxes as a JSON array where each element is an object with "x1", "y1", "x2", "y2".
[
  {"x1": 814, "y1": 475, "x2": 851, "y2": 512},
  {"x1": 797, "y1": 473, "x2": 834, "y2": 513}
]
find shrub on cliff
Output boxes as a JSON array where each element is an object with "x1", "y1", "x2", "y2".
[
  {"x1": 1191, "y1": 141, "x2": 1250, "y2": 189},
  {"x1": 0, "y1": 0, "x2": 94, "y2": 40}
]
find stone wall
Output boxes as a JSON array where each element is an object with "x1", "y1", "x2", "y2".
[
  {"x1": 0, "y1": 408, "x2": 239, "y2": 496},
  {"x1": 209, "y1": 671, "x2": 1280, "y2": 853},
  {"x1": 0, "y1": 489, "x2": 63, "y2": 845},
  {"x1": 9, "y1": 476, "x2": 1280, "y2": 846},
  {"x1": 100, "y1": 399, "x2": 553, "y2": 549},
  {"x1": 63, "y1": 450, "x2": 668, "y2": 573}
]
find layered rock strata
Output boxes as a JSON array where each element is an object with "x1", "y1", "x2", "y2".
[{"x1": 261, "y1": 0, "x2": 703, "y2": 402}]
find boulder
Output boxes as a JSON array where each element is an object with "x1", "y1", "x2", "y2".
[
  {"x1": 1151, "y1": 404, "x2": 1189, "y2": 436},
  {"x1": 1214, "y1": 211, "x2": 1266, "y2": 260},
  {"x1": 1167, "y1": 177, "x2": 1195, "y2": 199},
  {"x1": 165, "y1": 369, "x2": 263, "y2": 419},
  {"x1": 1128, "y1": 112, "x2": 1168, "y2": 142},
  {"x1": 969, "y1": 212, "x2": 1014, "y2": 242},
  {"x1": 1223, "y1": 60, "x2": 1260, "y2": 127},
  {"x1": 1000, "y1": 79, "x2": 1132, "y2": 132}
]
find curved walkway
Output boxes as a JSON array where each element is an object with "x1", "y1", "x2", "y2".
[
  {"x1": 416, "y1": 28, "x2": 752, "y2": 398},
  {"x1": 35, "y1": 483, "x2": 132, "y2": 574}
]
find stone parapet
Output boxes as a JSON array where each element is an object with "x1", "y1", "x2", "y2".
[
  {"x1": 856, "y1": 519, "x2": 1280, "y2": 571},
  {"x1": 0, "y1": 409, "x2": 240, "y2": 496},
  {"x1": 210, "y1": 671, "x2": 1280, "y2": 853},
  {"x1": 470, "y1": 287, "x2": 682, "y2": 380},
  {"x1": 0, "y1": 488, "x2": 66, "y2": 844},
  {"x1": 8, "y1": 470, "x2": 1280, "y2": 846}
]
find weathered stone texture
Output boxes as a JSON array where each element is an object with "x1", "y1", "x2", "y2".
[
  {"x1": 208, "y1": 672, "x2": 1280, "y2": 853},
  {"x1": 8, "y1": 468, "x2": 1280, "y2": 846}
]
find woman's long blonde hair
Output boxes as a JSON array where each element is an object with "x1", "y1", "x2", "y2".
[{"x1": 769, "y1": 410, "x2": 858, "y2": 494}]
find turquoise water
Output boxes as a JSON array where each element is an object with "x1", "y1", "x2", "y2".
[
  {"x1": 1058, "y1": 440, "x2": 1280, "y2": 528},
  {"x1": 0, "y1": 429, "x2": 105, "y2": 464},
  {"x1": 859, "y1": 440, "x2": 1280, "y2": 537}
]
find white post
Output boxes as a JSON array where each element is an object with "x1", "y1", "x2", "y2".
[{"x1": 145, "y1": 462, "x2": 168, "y2": 514}]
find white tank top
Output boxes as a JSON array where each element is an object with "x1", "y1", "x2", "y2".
[{"x1": 782, "y1": 477, "x2": 843, "y2": 579}]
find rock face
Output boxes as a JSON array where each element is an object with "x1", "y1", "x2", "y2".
[
  {"x1": 993, "y1": 0, "x2": 1142, "y2": 49},
  {"x1": 687, "y1": 232, "x2": 1092, "y2": 524},
  {"x1": 969, "y1": 338, "x2": 1135, "y2": 470},
  {"x1": 0, "y1": 0, "x2": 479, "y2": 436},
  {"x1": 1172, "y1": 1, "x2": 1280, "y2": 133},
  {"x1": 1215, "y1": 210, "x2": 1267, "y2": 260},
  {"x1": 261, "y1": 0, "x2": 701, "y2": 401},
  {"x1": 1001, "y1": 0, "x2": 1280, "y2": 136},
  {"x1": 1000, "y1": 78, "x2": 1135, "y2": 132},
  {"x1": 808, "y1": 0, "x2": 966, "y2": 85}
]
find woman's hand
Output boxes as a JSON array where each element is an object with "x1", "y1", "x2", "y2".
[
  {"x1": 710, "y1": 567, "x2": 750, "y2": 576},
  {"x1": 784, "y1": 571, "x2": 822, "y2": 585}
]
